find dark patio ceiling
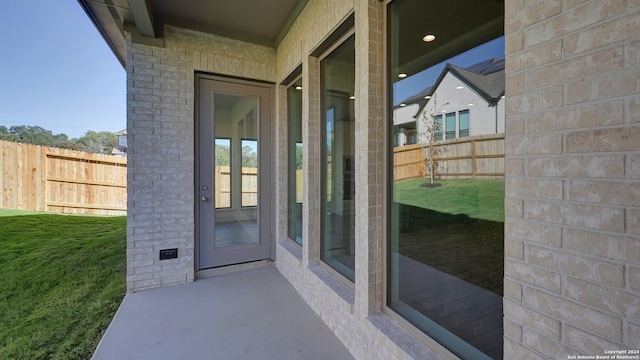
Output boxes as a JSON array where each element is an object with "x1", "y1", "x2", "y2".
[
  {"x1": 79, "y1": 0, "x2": 504, "y2": 84},
  {"x1": 78, "y1": 0, "x2": 309, "y2": 67}
]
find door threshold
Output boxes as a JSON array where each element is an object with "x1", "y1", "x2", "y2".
[{"x1": 197, "y1": 259, "x2": 272, "y2": 279}]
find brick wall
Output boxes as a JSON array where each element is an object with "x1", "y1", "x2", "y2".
[
  {"x1": 273, "y1": 0, "x2": 452, "y2": 359},
  {"x1": 503, "y1": 0, "x2": 640, "y2": 358},
  {"x1": 125, "y1": 26, "x2": 276, "y2": 291},
  {"x1": 123, "y1": 0, "x2": 640, "y2": 358}
]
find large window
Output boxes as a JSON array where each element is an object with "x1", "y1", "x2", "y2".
[
  {"x1": 434, "y1": 116, "x2": 443, "y2": 141},
  {"x1": 287, "y1": 78, "x2": 303, "y2": 245},
  {"x1": 459, "y1": 110, "x2": 470, "y2": 138},
  {"x1": 321, "y1": 33, "x2": 356, "y2": 281},
  {"x1": 388, "y1": 0, "x2": 505, "y2": 359},
  {"x1": 445, "y1": 112, "x2": 456, "y2": 139}
]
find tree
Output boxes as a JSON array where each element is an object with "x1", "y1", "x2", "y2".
[
  {"x1": 420, "y1": 96, "x2": 448, "y2": 187},
  {"x1": 215, "y1": 143, "x2": 230, "y2": 166},
  {"x1": 242, "y1": 144, "x2": 258, "y2": 167},
  {"x1": 0, "y1": 124, "x2": 122, "y2": 153},
  {"x1": 295, "y1": 143, "x2": 303, "y2": 170},
  {"x1": 7, "y1": 125, "x2": 58, "y2": 147},
  {"x1": 0, "y1": 125, "x2": 82, "y2": 150},
  {"x1": 77, "y1": 131, "x2": 117, "y2": 154},
  {"x1": 0, "y1": 126, "x2": 19, "y2": 142}
]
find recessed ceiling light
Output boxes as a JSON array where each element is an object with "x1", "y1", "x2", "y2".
[
  {"x1": 423, "y1": 34, "x2": 436, "y2": 42},
  {"x1": 424, "y1": 95, "x2": 431, "y2": 99},
  {"x1": 501, "y1": 95, "x2": 506, "y2": 98},
  {"x1": 399, "y1": 103, "x2": 406, "y2": 107},
  {"x1": 398, "y1": 73, "x2": 408, "y2": 78},
  {"x1": 456, "y1": 86, "x2": 464, "y2": 90},
  {"x1": 295, "y1": 86, "x2": 302, "y2": 90},
  {"x1": 468, "y1": 103, "x2": 474, "y2": 106},
  {"x1": 349, "y1": 95, "x2": 355, "y2": 100}
]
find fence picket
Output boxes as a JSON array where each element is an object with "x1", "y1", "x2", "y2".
[
  {"x1": 0, "y1": 140, "x2": 127, "y2": 215},
  {"x1": 393, "y1": 134, "x2": 505, "y2": 181}
]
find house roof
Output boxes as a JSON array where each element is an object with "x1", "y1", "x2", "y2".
[
  {"x1": 77, "y1": 0, "x2": 309, "y2": 67},
  {"x1": 395, "y1": 57, "x2": 505, "y2": 114},
  {"x1": 449, "y1": 58, "x2": 505, "y2": 100}
]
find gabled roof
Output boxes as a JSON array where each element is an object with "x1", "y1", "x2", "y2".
[
  {"x1": 449, "y1": 58, "x2": 505, "y2": 101},
  {"x1": 394, "y1": 58, "x2": 505, "y2": 117},
  {"x1": 399, "y1": 86, "x2": 433, "y2": 106}
]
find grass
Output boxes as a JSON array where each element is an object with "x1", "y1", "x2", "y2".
[
  {"x1": 393, "y1": 178, "x2": 505, "y2": 295},
  {"x1": 0, "y1": 211, "x2": 126, "y2": 360},
  {"x1": 394, "y1": 178, "x2": 505, "y2": 223},
  {"x1": 0, "y1": 208, "x2": 44, "y2": 217}
]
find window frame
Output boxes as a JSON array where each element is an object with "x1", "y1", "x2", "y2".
[
  {"x1": 459, "y1": 109, "x2": 470, "y2": 138},
  {"x1": 318, "y1": 28, "x2": 357, "y2": 285},
  {"x1": 383, "y1": 1, "x2": 505, "y2": 359},
  {"x1": 445, "y1": 112, "x2": 456, "y2": 140},
  {"x1": 285, "y1": 75, "x2": 304, "y2": 246},
  {"x1": 381, "y1": 3, "x2": 456, "y2": 356},
  {"x1": 214, "y1": 137, "x2": 232, "y2": 209}
]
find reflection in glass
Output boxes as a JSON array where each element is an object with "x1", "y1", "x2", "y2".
[
  {"x1": 288, "y1": 79, "x2": 303, "y2": 245},
  {"x1": 388, "y1": 0, "x2": 505, "y2": 358},
  {"x1": 214, "y1": 94, "x2": 258, "y2": 248},
  {"x1": 214, "y1": 138, "x2": 231, "y2": 209},
  {"x1": 459, "y1": 110, "x2": 470, "y2": 138},
  {"x1": 321, "y1": 33, "x2": 356, "y2": 281},
  {"x1": 241, "y1": 139, "x2": 258, "y2": 207},
  {"x1": 445, "y1": 112, "x2": 456, "y2": 140}
]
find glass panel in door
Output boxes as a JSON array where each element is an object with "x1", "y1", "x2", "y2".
[{"x1": 214, "y1": 94, "x2": 258, "y2": 248}]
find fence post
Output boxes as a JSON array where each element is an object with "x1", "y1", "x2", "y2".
[{"x1": 471, "y1": 139, "x2": 476, "y2": 179}]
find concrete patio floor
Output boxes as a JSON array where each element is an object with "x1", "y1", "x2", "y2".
[{"x1": 92, "y1": 265, "x2": 354, "y2": 360}]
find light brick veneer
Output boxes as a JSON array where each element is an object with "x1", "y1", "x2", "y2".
[
  {"x1": 273, "y1": 1, "x2": 445, "y2": 359},
  {"x1": 123, "y1": 0, "x2": 640, "y2": 358},
  {"x1": 503, "y1": 0, "x2": 640, "y2": 358},
  {"x1": 126, "y1": 26, "x2": 276, "y2": 291}
]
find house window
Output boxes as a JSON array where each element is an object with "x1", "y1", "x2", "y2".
[
  {"x1": 388, "y1": 0, "x2": 505, "y2": 359},
  {"x1": 321, "y1": 32, "x2": 356, "y2": 282},
  {"x1": 434, "y1": 116, "x2": 443, "y2": 141},
  {"x1": 287, "y1": 78, "x2": 303, "y2": 245},
  {"x1": 406, "y1": 129, "x2": 416, "y2": 145},
  {"x1": 459, "y1": 110, "x2": 470, "y2": 138},
  {"x1": 445, "y1": 112, "x2": 456, "y2": 139}
]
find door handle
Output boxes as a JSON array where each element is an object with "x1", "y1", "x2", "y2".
[{"x1": 201, "y1": 196, "x2": 209, "y2": 202}]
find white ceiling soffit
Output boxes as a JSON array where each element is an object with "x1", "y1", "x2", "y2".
[{"x1": 77, "y1": 0, "x2": 308, "y2": 67}]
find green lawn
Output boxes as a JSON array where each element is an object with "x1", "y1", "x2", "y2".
[
  {"x1": 393, "y1": 178, "x2": 505, "y2": 295},
  {"x1": 393, "y1": 178, "x2": 505, "y2": 222},
  {"x1": 0, "y1": 211, "x2": 126, "y2": 360},
  {"x1": 0, "y1": 208, "x2": 44, "y2": 217}
]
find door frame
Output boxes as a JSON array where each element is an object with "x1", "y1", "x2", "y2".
[{"x1": 194, "y1": 73, "x2": 276, "y2": 271}]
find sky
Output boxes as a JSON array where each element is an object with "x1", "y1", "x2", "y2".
[
  {"x1": 0, "y1": 0, "x2": 126, "y2": 139},
  {"x1": 0, "y1": 2, "x2": 501, "y2": 137}
]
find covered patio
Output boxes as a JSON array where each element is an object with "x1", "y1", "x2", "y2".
[{"x1": 92, "y1": 265, "x2": 353, "y2": 360}]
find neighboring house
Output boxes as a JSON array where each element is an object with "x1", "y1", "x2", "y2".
[
  {"x1": 394, "y1": 58, "x2": 505, "y2": 146},
  {"x1": 78, "y1": 0, "x2": 640, "y2": 359},
  {"x1": 111, "y1": 129, "x2": 127, "y2": 157},
  {"x1": 392, "y1": 101, "x2": 420, "y2": 146}
]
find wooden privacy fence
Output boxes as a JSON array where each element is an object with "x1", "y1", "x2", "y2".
[
  {"x1": 214, "y1": 166, "x2": 258, "y2": 208},
  {"x1": 0, "y1": 140, "x2": 127, "y2": 215},
  {"x1": 393, "y1": 134, "x2": 505, "y2": 181},
  {"x1": 214, "y1": 166, "x2": 304, "y2": 208}
]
